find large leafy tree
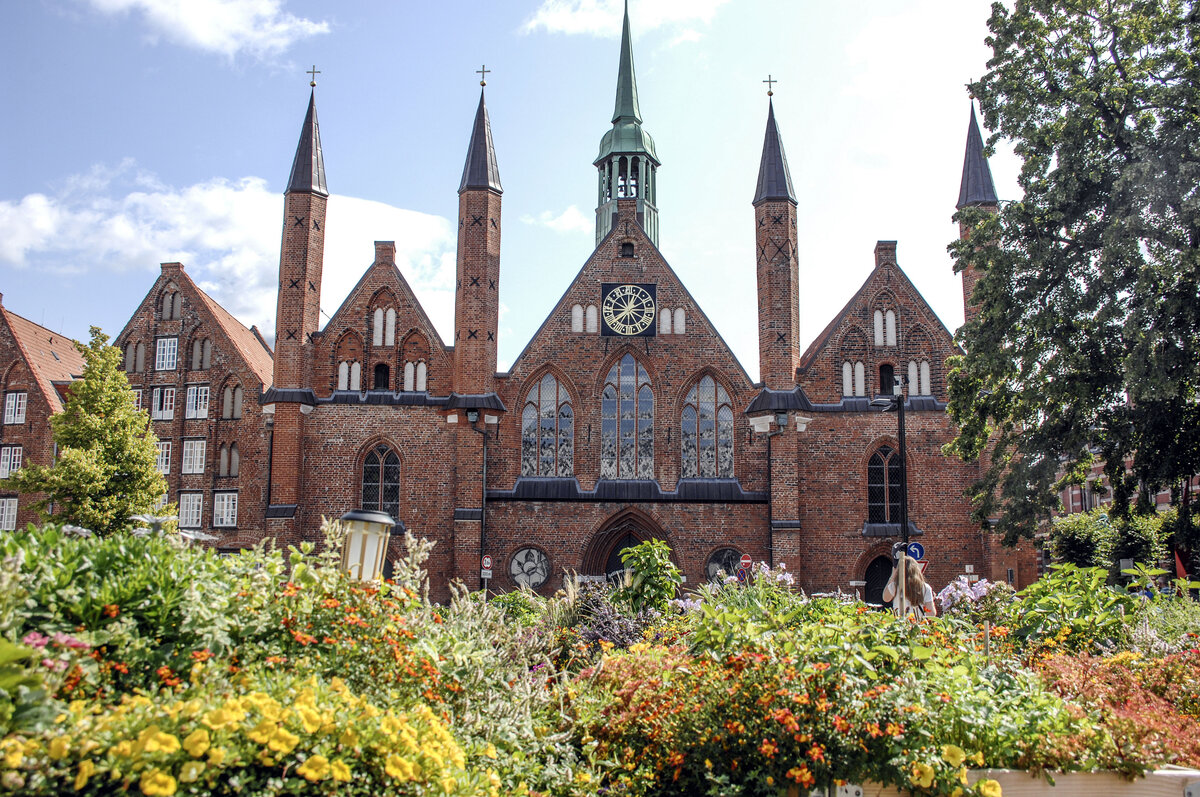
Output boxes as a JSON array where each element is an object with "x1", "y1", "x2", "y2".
[
  {"x1": 2, "y1": 328, "x2": 166, "y2": 535},
  {"x1": 947, "y1": 0, "x2": 1200, "y2": 544}
]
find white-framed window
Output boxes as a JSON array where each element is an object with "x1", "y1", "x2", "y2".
[
  {"x1": 131, "y1": 388, "x2": 142, "y2": 410},
  {"x1": 213, "y1": 492, "x2": 238, "y2": 527},
  {"x1": 152, "y1": 387, "x2": 175, "y2": 420},
  {"x1": 0, "y1": 498, "x2": 17, "y2": 531},
  {"x1": 185, "y1": 385, "x2": 209, "y2": 419},
  {"x1": 0, "y1": 445, "x2": 22, "y2": 478},
  {"x1": 155, "y1": 338, "x2": 178, "y2": 371},
  {"x1": 181, "y1": 440, "x2": 206, "y2": 474},
  {"x1": 178, "y1": 493, "x2": 202, "y2": 529},
  {"x1": 4, "y1": 392, "x2": 27, "y2": 424},
  {"x1": 156, "y1": 442, "x2": 171, "y2": 474}
]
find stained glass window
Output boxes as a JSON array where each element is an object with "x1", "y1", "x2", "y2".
[
  {"x1": 681, "y1": 376, "x2": 733, "y2": 478},
  {"x1": 362, "y1": 445, "x2": 401, "y2": 520},
  {"x1": 521, "y1": 374, "x2": 572, "y2": 477},
  {"x1": 867, "y1": 445, "x2": 902, "y2": 523},
  {"x1": 510, "y1": 548, "x2": 550, "y2": 589},
  {"x1": 601, "y1": 354, "x2": 653, "y2": 479}
]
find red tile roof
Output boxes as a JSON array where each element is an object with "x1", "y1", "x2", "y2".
[
  {"x1": 186, "y1": 277, "x2": 275, "y2": 387},
  {"x1": 2, "y1": 308, "x2": 86, "y2": 412}
]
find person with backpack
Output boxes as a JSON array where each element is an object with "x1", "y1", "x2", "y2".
[{"x1": 882, "y1": 554, "x2": 937, "y2": 617}]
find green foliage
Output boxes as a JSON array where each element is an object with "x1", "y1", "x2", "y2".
[
  {"x1": 1, "y1": 328, "x2": 165, "y2": 536},
  {"x1": 614, "y1": 539, "x2": 681, "y2": 614},
  {"x1": 0, "y1": 640, "x2": 58, "y2": 736},
  {"x1": 1012, "y1": 564, "x2": 1134, "y2": 653},
  {"x1": 945, "y1": 0, "x2": 1200, "y2": 543},
  {"x1": 1049, "y1": 510, "x2": 1112, "y2": 568},
  {"x1": 490, "y1": 588, "x2": 545, "y2": 628}
]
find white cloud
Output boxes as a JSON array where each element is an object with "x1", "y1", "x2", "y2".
[
  {"x1": 0, "y1": 162, "x2": 457, "y2": 345},
  {"x1": 522, "y1": 0, "x2": 730, "y2": 37},
  {"x1": 82, "y1": 0, "x2": 328, "y2": 59},
  {"x1": 520, "y1": 205, "x2": 592, "y2": 234}
]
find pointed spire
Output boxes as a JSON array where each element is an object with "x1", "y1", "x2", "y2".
[
  {"x1": 286, "y1": 89, "x2": 327, "y2": 196},
  {"x1": 459, "y1": 88, "x2": 503, "y2": 194},
  {"x1": 753, "y1": 99, "x2": 797, "y2": 205},
  {"x1": 956, "y1": 104, "x2": 998, "y2": 209},
  {"x1": 612, "y1": 0, "x2": 641, "y2": 124}
]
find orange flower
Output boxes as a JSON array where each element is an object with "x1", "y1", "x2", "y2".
[
  {"x1": 787, "y1": 766, "x2": 815, "y2": 787},
  {"x1": 759, "y1": 739, "x2": 778, "y2": 758},
  {"x1": 808, "y1": 744, "x2": 825, "y2": 763},
  {"x1": 103, "y1": 604, "x2": 120, "y2": 618}
]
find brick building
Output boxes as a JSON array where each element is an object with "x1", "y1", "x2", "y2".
[{"x1": 2, "y1": 7, "x2": 1038, "y2": 600}]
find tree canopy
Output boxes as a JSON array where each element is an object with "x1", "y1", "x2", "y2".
[
  {"x1": 946, "y1": 0, "x2": 1200, "y2": 543},
  {"x1": 2, "y1": 327, "x2": 167, "y2": 535}
]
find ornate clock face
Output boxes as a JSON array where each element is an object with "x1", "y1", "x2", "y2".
[{"x1": 601, "y1": 283, "x2": 657, "y2": 337}]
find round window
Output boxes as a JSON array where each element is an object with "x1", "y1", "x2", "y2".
[
  {"x1": 706, "y1": 548, "x2": 741, "y2": 582},
  {"x1": 510, "y1": 548, "x2": 550, "y2": 589}
]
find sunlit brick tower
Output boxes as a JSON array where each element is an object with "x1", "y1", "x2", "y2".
[
  {"x1": 449, "y1": 76, "x2": 505, "y2": 587},
  {"x1": 266, "y1": 83, "x2": 327, "y2": 534},
  {"x1": 956, "y1": 104, "x2": 999, "y2": 327},
  {"x1": 747, "y1": 89, "x2": 808, "y2": 570}
]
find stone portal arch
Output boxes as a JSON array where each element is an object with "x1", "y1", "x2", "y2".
[{"x1": 580, "y1": 508, "x2": 671, "y2": 580}]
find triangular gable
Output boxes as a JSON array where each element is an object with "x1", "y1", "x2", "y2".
[
  {"x1": 506, "y1": 209, "x2": 755, "y2": 387},
  {"x1": 319, "y1": 258, "x2": 449, "y2": 353},
  {"x1": 0, "y1": 307, "x2": 85, "y2": 413},
  {"x1": 798, "y1": 254, "x2": 960, "y2": 374}
]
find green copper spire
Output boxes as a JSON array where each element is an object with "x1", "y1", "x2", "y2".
[{"x1": 612, "y1": 0, "x2": 641, "y2": 124}]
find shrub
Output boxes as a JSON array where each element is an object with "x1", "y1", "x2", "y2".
[
  {"x1": 614, "y1": 539, "x2": 681, "y2": 615},
  {"x1": 1048, "y1": 510, "x2": 1112, "y2": 568}
]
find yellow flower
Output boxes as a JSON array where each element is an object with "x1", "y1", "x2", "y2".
[
  {"x1": 136, "y1": 727, "x2": 180, "y2": 755},
  {"x1": 910, "y1": 762, "x2": 935, "y2": 789},
  {"x1": 339, "y1": 728, "x2": 359, "y2": 748},
  {"x1": 951, "y1": 789, "x2": 964, "y2": 797},
  {"x1": 183, "y1": 729, "x2": 210, "y2": 759},
  {"x1": 74, "y1": 759, "x2": 95, "y2": 791},
  {"x1": 331, "y1": 759, "x2": 352, "y2": 782},
  {"x1": 330, "y1": 677, "x2": 348, "y2": 693},
  {"x1": 207, "y1": 748, "x2": 226, "y2": 766},
  {"x1": 268, "y1": 728, "x2": 300, "y2": 755},
  {"x1": 970, "y1": 751, "x2": 985, "y2": 767},
  {"x1": 109, "y1": 741, "x2": 133, "y2": 758},
  {"x1": 575, "y1": 771, "x2": 592, "y2": 784},
  {"x1": 441, "y1": 776, "x2": 457, "y2": 794},
  {"x1": 1, "y1": 738, "x2": 23, "y2": 768},
  {"x1": 48, "y1": 737, "x2": 70, "y2": 760},
  {"x1": 246, "y1": 720, "x2": 277, "y2": 744},
  {"x1": 381, "y1": 715, "x2": 407, "y2": 736},
  {"x1": 139, "y1": 768, "x2": 177, "y2": 796},
  {"x1": 296, "y1": 755, "x2": 330, "y2": 782},
  {"x1": 484, "y1": 743, "x2": 497, "y2": 759},
  {"x1": 488, "y1": 769, "x2": 501, "y2": 788},
  {"x1": 978, "y1": 779, "x2": 1003, "y2": 797},
  {"x1": 386, "y1": 755, "x2": 414, "y2": 781},
  {"x1": 298, "y1": 707, "x2": 323, "y2": 734},
  {"x1": 959, "y1": 766, "x2": 969, "y2": 785},
  {"x1": 178, "y1": 761, "x2": 205, "y2": 783},
  {"x1": 942, "y1": 744, "x2": 967, "y2": 768}
]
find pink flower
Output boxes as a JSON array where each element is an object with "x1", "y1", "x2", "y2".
[{"x1": 22, "y1": 631, "x2": 50, "y2": 649}]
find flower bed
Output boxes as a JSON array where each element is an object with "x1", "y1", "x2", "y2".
[{"x1": 2, "y1": 525, "x2": 1200, "y2": 796}]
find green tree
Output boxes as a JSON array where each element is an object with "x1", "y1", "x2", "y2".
[
  {"x1": 946, "y1": 0, "x2": 1200, "y2": 543},
  {"x1": 2, "y1": 328, "x2": 166, "y2": 535}
]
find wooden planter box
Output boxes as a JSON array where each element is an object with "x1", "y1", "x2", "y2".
[{"x1": 783, "y1": 768, "x2": 1200, "y2": 797}]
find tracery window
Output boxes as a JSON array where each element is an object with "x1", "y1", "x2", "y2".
[
  {"x1": 521, "y1": 373, "x2": 573, "y2": 476},
  {"x1": 867, "y1": 445, "x2": 902, "y2": 523},
  {"x1": 361, "y1": 445, "x2": 400, "y2": 520},
  {"x1": 601, "y1": 354, "x2": 653, "y2": 479},
  {"x1": 681, "y1": 375, "x2": 734, "y2": 478}
]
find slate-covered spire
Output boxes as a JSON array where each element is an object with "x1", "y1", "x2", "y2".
[
  {"x1": 753, "y1": 99, "x2": 797, "y2": 206},
  {"x1": 956, "y1": 104, "x2": 998, "y2": 209},
  {"x1": 286, "y1": 89, "x2": 327, "y2": 196},
  {"x1": 612, "y1": 0, "x2": 641, "y2": 124},
  {"x1": 459, "y1": 88, "x2": 503, "y2": 194}
]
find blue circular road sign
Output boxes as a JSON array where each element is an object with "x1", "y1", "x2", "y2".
[{"x1": 907, "y1": 541, "x2": 925, "y2": 561}]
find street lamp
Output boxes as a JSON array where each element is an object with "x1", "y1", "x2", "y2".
[
  {"x1": 872, "y1": 376, "x2": 910, "y2": 613},
  {"x1": 339, "y1": 509, "x2": 398, "y2": 581}
]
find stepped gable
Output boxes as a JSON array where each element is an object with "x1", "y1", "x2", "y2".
[{"x1": 0, "y1": 307, "x2": 85, "y2": 412}]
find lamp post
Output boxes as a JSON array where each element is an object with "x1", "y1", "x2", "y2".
[
  {"x1": 872, "y1": 376, "x2": 910, "y2": 613},
  {"x1": 339, "y1": 509, "x2": 397, "y2": 581},
  {"x1": 466, "y1": 409, "x2": 490, "y2": 593},
  {"x1": 765, "y1": 410, "x2": 788, "y2": 567}
]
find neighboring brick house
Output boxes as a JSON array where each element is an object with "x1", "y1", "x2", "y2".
[
  {"x1": 257, "y1": 5, "x2": 1036, "y2": 602},
  {"x1": 0, "y1": 297, "x2": 86, "y2": 530},
  {"x1": 115, "y1": 263, "x2": 274, "y2": 546}
]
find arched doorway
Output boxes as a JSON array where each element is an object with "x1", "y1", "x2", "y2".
[
  {"x1": 581, "y1": 509, "x2": 668, "y2": 581},
  {"x1": 604, "y1": 531, "x2": 641, "y2": 580},
  {"x1": 864, "y1": 555, "x2": 894, "y2": 607}
]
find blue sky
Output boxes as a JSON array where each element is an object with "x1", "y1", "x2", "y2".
[{"x1": 1, "y1": 0, "x2": 1019, "y2": 378}]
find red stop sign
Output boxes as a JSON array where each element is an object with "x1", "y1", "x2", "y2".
[{"x1": 740, "y1": 554, "x2": 752, "y2": 569}]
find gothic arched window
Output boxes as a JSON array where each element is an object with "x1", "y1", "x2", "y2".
[
  {"x1": 601, "y1": 354, "x2": 653, "y2": 479},
  {"x1": 681, "y1": 376, "x2": 734, "y2": 478},
  {"x1": 521, "y1": 373, "x2": 573, "y2": 477},
  {"x1": 373, "y1": 363, "x2": 390, "y2": 390},
  {"x1": 867, "y1": 445, "x2": 902, "y2": 524},
  {"x1": 362, "y1": 445, "x2": 400, "y2": 520}
]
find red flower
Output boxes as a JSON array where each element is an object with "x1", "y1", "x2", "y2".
[{"x1": 103, "y1": 604, "x2": 120, "y2": 618}]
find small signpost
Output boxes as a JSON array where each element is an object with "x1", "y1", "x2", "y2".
[
  {"x1": 919, "y1": 560, "x2": 929, "y2": 574},
  {"x1": 740, "y1": 553, "x2": 753, "y2": 569},
  {"x1": 907, "y1": 541, "x2": 925, "y2": 561},
  {"x1": 737, "y1": 553, "x2": 752, "y2": 584},
  {"x1": 480, "y1": 554, "x2": 492, "y2": 581}
]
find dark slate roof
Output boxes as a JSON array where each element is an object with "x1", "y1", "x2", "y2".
[
  {"x1": 612, "y1": 0, "x2": 641, "y2": 124},
  {"x1": 260, "y1": 387, "x2": 317, "y2": 405},
  {"x1": 488, "y1": 477, "x2": 767, "y2": 504},
  {"x1": 753, "y1": 99, "x2": 797, "y2": 205},
  {"x1": 266, "y1": 504, "x2": 298, "y2": 519},
  {"x1": 862, "y1": 521, "x2": 924, "y2": 538},
  {"x1": 745, "y1": 386, "x2": 813, "y2": 415},
  {"x1": 329, "y1": 391, "x2": 450, "y2": 406},
  {"x1": 445, "y1": 392, "x2": 507, "y2": 412},
  {"x1": 458, "y1": 89, "x2": 503, "y2": 194},
  {"x1": 286, "y1": 90, "x2": 327, "y2": 196},
  {"x1": 956, "y1": 105, "x2": 998, "y2": 209}
]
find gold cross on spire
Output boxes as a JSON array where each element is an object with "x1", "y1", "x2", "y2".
[
  {"x1": 763, "y1": 74, "x2": 777, "y2": 97},
  {"x1": 307, "y1": 65, "x2": 320, "y2": 87},
  {"x1": 477, "y1": 64, "x2": 490, "y2": 87}
]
